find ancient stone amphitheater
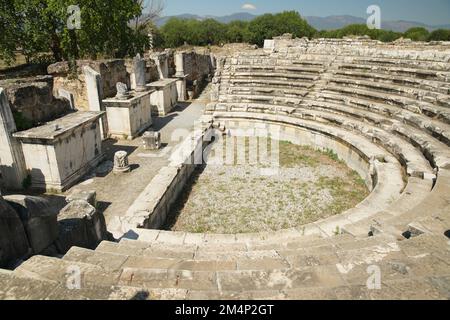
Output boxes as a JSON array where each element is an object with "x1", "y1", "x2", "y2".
[{"x1": 1, "y1": 36, "x2": 450, "y2": 300}]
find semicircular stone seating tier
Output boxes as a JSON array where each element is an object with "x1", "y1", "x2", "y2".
[{"x1": 1, "y1": 39, "x2": 450, "y2": 300}]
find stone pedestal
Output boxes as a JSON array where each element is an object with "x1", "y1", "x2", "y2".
[
  {"x1": 113, "y1": 151, "x2": 130, "y2": 173},
  {"x1": 13, "y1": 112, "x2": 105, "y2": 192},
  {"x1": 103, "y1": 89, "x2": 153, "y2": 140},
  {"x1": 142, "y1": 131, "x2": 161, "y2": 150},
  {"x1": 83, "y1": 66, "x2": 108, "y2": 139},
  {"x1": 151, "y1": 53, "x2": 169, "y2": 79},
  {"x1": 0, "y1": 88, "x2": 28, "y2": 191},
  {"x1": 133, "y1": 54, "x2": 147, "y2": 92},
  {"x1": 148, "y1": 79, "x2": 179, "y2": 116}
]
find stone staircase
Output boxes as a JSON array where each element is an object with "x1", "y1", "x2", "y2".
[{"x1": 1, "y1": 229, "x2": 448, "y2": 300}]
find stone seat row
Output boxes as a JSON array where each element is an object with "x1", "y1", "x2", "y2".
[
  {"x1": 225, "y1": 56, "x2": 328, "y2": 67},
  {"x1": 210, "y1": 99, "x2": 450, "y2": 172},
  {"x1": 303, "y1": 49, "x2": 450, "y2": 65},
  {"x1": 211, "y1": 103, "x2": 435, "y2": 179},
  {"x1": 236, "y1": 52, "x2": 450, "y2": 72},
  {"x1": 219, "y1": 71, "x2": 320, "y2": 82},
  {"x1": 2, "y1": 231, "x2": 448, "y2": 299},
  {"x1": 321, "y1": 84, "x2": 450, "y2": 125},
  {"x1": 218, "y1": 94, "x2": 305, "y2": 107},
  {"x1": 327, "y1": 77, "x2": 450, "y2": 109},
  {"x1": 302, "y1": 98, "x2": 450, "y2": 167},
  {"x1": 225, "y1": 63, "x2": 325, "y2": 72},
  {"x1": 336, "y1": 64, "x2": 450, "y2": 82},
  {"x1": 315, "y1": 92, "x2": 450, "y2": 150},
  {"x1": 219, "y1": 79, "x2": 314, "y2": 90},
  {"x1": 332, "y1": 70, "x2": 450, "y2": 97},
  {"x1": 215, "y1": 84, "x2": 450, "y2": 149},
  {"x1": 337, "y1": 56, "x2": 450, "y2": 71}
]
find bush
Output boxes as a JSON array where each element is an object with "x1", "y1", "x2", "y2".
[
  {"x1": 428, "y1": 29, "x2": 450, "y2": 41},
  {"x1": 404, "y1": 27, "x2": 430, "y2": 41},
  {"x1": 159, "y1": 11, "x2": 316, "y2": 48}
]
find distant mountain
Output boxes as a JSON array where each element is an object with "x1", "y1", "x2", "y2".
[
  {"x1": 155, "y1": 12, "x2": 450, "y2": 33},
  {"x1": 305, "y1": 15, "x2": 450, "y2": 32}
]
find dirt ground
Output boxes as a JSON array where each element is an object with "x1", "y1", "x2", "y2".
[{"x1": 167, "y1": 138, "x2": 369, "y2": 234}]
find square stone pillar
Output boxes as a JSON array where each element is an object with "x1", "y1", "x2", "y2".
[
  {"x1": 83, "y1": 66, "x2": 108, "y2": 139},
  {"x1": 152, "y1": 53, "x2": 169, "y2": 79},
  {"x1": 0, "y1": 88, "x2": 27, "y2": 190},
  {"x1": 133, "y1": 54, "x2": 147, "y2": 92}
]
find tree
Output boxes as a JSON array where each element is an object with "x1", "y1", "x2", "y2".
[
  {"x1": 0, "y1": 0, "x2": 147, "y2": 66},
  {"x1": 0, "y1": 0, "x2": 20, "y2": 64},
  {"x1": 404, "y1": 27, "x2": 430, "y2": 41},
  {"x1": 428, "y1": 29, "x2": 450, "y2": 41},
  {"x1": 198, "y1": 19, "x2": 227, "y2": 46},
  {"x1": 225, "y1": 21, "x2": 251, "y2": 43},
  {"x1": 247, "y1": 11, "x2": 315, "y2": 46},
  {"x1": 161, "y1": 18, "x2": 188, "y2": 47}
]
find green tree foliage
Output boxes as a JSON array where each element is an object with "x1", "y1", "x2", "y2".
[
  {"x1": 160, "y1": 11, "x2": 316, "y2": 48},
  {"x1": 160, "y1": 18, "x2": 187, "y2": 47},
  {"x1": 247, "y1": 11, "x2": 315, "y2": 46},
  {"x1": 0, "y1": 0, "x2": 20, "y2": 64},
  {"x1": 428, "y1": 29, "x2": 450, "y2": 41},
  {"x1": 225, "y1": 21, "x2": 251, "y2": 43},
  {"x1": 0, "y1": 0, "x2": 148, "y2": 66},
  {"x1": 403, "y1": 27, "x2": 430, "y2": 41},
  {"x1": 316, "y1": 24, "x2": 403, "y2": 43}
]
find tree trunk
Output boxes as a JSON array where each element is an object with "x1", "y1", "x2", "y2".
[
  {"x1": 68, "y1": 29, "x2": 79, "y2": 60},
  {"x1": 50, "y1": 32, "x2": 63, "y2": 62}
]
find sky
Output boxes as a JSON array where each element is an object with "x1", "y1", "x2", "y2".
[{"x1": 161, "y1": 0, "x2": 450, "y2": 26}]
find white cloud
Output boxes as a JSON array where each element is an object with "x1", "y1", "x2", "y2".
[{"x1": 242, "y1": 3, "x2": 257, "y2": 10}]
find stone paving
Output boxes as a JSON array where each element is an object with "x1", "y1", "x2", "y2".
[{"x1": 63, "y1": 88, "x2": 208, "y2": 226}]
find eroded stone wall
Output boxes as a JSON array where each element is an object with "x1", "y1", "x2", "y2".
[
  {"x1": 0, "y1": 76, "x2": 71, "y2": 129},
  {"x1": 48, "y1": 59, "x2": 129, "y2": 111}
]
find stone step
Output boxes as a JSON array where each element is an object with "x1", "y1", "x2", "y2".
[
  {"x1": 311, "y1": 94, "x2": 450, "y2": 166},
  {"x1": 99, "y1": 240, "x2": 293, "y2": 264},
  {"x1": 219, "y1": 94, "x2": 304, "y2": 106},
  {"x1": 221, "y1": 78, "x2": 315, "y2": 89},
  {"x1": 220, "y1": 86, "x2": 310, "y2": 97},
  {"x1": 13, "y1": 255, "x2": 120, "y2": 288},
  {"x1": 97, "y1": 240, "x2": 197, "y2": 259},
  {"x1": 0, "y1": 272, "x2": 58, "y2": 300},
  {"x1": 305, "y1": 94, "x2": 450, "y2": 149},
  {"x1": 339, "y1": 57, "x2": 450, "y2": 74},
  {"x1": 287, "y1": 108, "x2": 434, "y2": 176},
  {"x1": 120, "y1": 228, "x2": 328, "y2": 249},
  {"x1": 118, "y1": 268, "x2": 219, "y2": 291},
  {"x1": 67, "y1": 246, "x2": 293, "y2": 272},
  {"x1": 227, "y1": 65, "x2": 324, "y2": 74},
  {"x1": 0, "y1": 268, "x2": 149, "y2": 300},
  {"x1": 323, "y1": 85, "x2": 450, "y2": 125},
  {"x1": 334, "y1": 70, "x2": 450, "y2": 94},
  {"x1": 329, "y1": 77, "x2": 447, "y2": 105},
  {"x1": 219, "y1": 72, "x2": 319, "y2": 81}
]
